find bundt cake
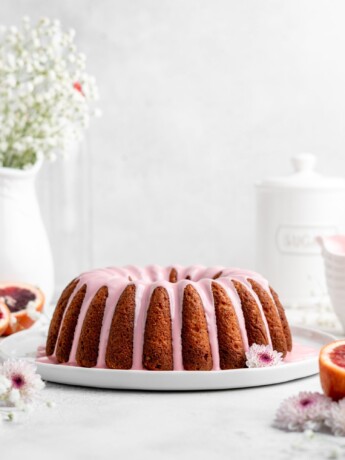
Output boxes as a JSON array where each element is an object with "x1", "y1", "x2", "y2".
[{"x1": 43, "y1": 265, "x2": 292, "y2": 371}]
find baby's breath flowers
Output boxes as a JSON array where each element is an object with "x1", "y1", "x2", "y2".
[
  {"x1": 245, "y1": 343, "x2": 283, "y2": 368},
  {"x1": 0, "y1": 16, "x2": 100, "y2": 169}
]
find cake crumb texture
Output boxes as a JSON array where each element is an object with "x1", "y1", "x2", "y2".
[
  {"x1": 143, "y1": 286, "x2": 173, "y2": 370},
  {"x1": 232, "y1": 280, "x2": 269, "y2": 347},
  {"x1": 46, "y1": 278, "x2": 79, "y2": 356},
  {"x1": 182, "y1": 284, "x2": 213, "y2": 370},
  {"x1": 106, "y1": 284, "x2": 136, "y2": 369},
  {"x1": 212, "y1": 282, "x2": 246, "y2": 369},
  {"x1": 212, "y1": 271, "x2": 222, "y2": 280},
  {"x1": 169, "y1": 268, "x2": 178, "y2": 283},
  {"x1": 76, "y1": 286, "x2": 109, "y2": 367},
  {"x1": 249, "y1": 279, "x2": 287, "y2": 357},
  {"x1": 55, "y1": 284, "x2": 87, "y2": 363},
  {"x1": 270, "y1": 286, "x2": 293, "y2": 352}
]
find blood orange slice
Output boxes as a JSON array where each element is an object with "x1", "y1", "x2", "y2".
[
  {"x1": 0, "y1": 301, "x2": 10, "y2": 336},
  {"x1": 320, "y1": 340, "x2": 345, "y2": 401},
  {"x1": 0, "y1": 283, "x2": 44, "y2": 335}
]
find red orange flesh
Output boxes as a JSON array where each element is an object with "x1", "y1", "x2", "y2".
[
  {"x1": 320, "y1": 340, "x2": 345, "y2": 401},
  {"x1": 0, "y1": 283, "x2": 44, "y2": 335}
]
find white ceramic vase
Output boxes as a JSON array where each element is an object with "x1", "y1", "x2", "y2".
[{"x1": 0, "y1": 158, "x2": 54, "y2": 307}]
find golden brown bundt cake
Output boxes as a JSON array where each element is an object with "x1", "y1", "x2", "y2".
[{"x1": 42, "y1": 265, "x2": 292, "y2": 370}]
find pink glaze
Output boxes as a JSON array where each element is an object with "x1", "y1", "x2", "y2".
[
  {"x1": 37, "y1": 342, "x2": 319, "y2": 367},
  {"x1": 37, "y1": 265, "x2": 285, "y2": 370},
  {"x1": 284, "y1": 342, "x2": 318, "y2": 363}
]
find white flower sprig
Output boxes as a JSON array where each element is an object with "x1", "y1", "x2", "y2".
[
  {"x1": 0, "y1": 359, "x2": 46, "y2": 422},
  {"x1": 0, "y1": 17, "x2": 100, "y2": 169}
]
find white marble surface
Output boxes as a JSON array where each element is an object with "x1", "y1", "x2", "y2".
[
  {"x1": 1, "y1": 309, "x2": 345, "y2": 460},
  {"x1": 1, "y1": 373, "x2": 345, "y2": 460}
]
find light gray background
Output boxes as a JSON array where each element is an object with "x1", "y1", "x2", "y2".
[{"x1": 1, "y1": 0, "x2": 345, "y2": 293}]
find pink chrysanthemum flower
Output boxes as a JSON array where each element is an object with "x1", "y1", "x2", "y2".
[
  {"x1": 245, "y1": 344, "x2": 283, "y2": 368},
  {"x1": 274, "y1": 391, "x2": 332, "y2": 432},
  {"x1": 325, "y1": 399, "x2": 345, "y2": 436},
  {"x1": 0, "y1": 360, "x2": 45, "y2": 405}
]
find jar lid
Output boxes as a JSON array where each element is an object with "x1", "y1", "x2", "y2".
[{"x1": 257, "y1": 153, "x2": 345, "y2": 190}]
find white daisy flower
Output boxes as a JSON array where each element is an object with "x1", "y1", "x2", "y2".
[
  {"x1": 8, "y1": 388, "x2": 21, "y2": 405},
  {"x1": 245, "y1": 343, "x2": 283, "y2": 368},
  {"x1": 0, "y1": 375, "x2": 11, "y2": 396},
  {"x1": 274, "y1": 391, "x2": 332, "y2": 432},
  {"x1": 326, "y1": 399, "x2": 345, "y2": 436},
  {"x1": 0, "y1": 360, "x2": 45, "y2": 404}
]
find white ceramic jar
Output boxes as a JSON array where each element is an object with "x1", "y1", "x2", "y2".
[{"x1": 256, "y1": 153, "x2": 345, "y2": 307}]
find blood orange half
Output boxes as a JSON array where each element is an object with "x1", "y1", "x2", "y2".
[
  {"x1": 320, "y1": 340, "x2": 345, "y2": 401},
  {"x1": 0, "y1": 283, "x2": 45, "y2": 335}
]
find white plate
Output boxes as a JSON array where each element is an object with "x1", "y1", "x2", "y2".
[{"x1": 0, "y1": 325, "x2": 335, "y2": 391}]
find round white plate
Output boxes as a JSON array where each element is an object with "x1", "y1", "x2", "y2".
[{"x1": 0, "y1": 325, "x2": 335, "y2": 391}]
